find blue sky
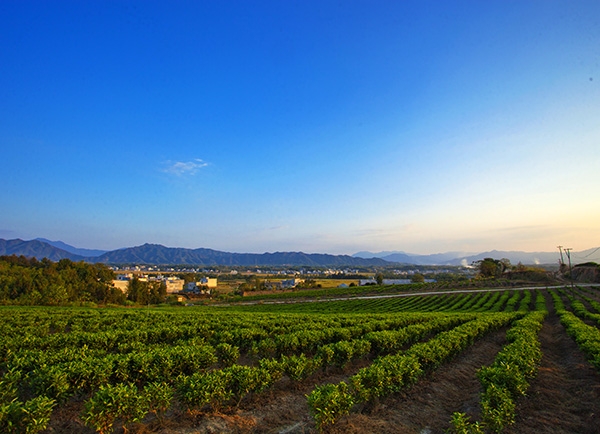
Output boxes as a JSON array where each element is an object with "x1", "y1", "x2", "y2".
[{"x1": 1, "y1": 0, "x2": 599, "y2": 255}]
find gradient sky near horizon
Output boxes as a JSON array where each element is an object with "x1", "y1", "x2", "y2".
[{"x1": 1, "y1": 0, "x2": 599, "y2": 255}]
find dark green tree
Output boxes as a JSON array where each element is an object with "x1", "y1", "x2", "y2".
[
  {"x1": 473, "y1": 258, "x2": 511, "y2": 278},
  {"x1": 127, "y1": 277, "x2": 148, "y2": 304},
  {"x1": 148, "y1": 281, "x2": 167, "y2": 304},
  {"x1": 411, "y1": 273, "x2": 425, "y2": 283}
]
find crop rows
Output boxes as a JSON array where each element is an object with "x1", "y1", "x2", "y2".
[
  {"x1": 231, "y1": 289, "x2": 530, "y2": 315},
  {"x1": 451, "y1": 309, "x2": 546, "y2": 432},
  {"x1": 307, "y1": 313, "x2": 518, "y2": 429},
  {"x1": 2, "y1": 286, "x2": 600, "y2": 433},
  {"x1": 550, "y1": 289, "x2": 600, "y2": 371},
  {"x1": 0, "y1": 307, "x2": 485, "y2": 432}
]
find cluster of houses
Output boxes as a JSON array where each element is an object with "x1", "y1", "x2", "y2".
[{"x1": 112, "y1": 274, "x2": 217, "y2": 295}]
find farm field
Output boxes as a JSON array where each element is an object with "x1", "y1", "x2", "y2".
[{"x1": 2, "y1": 286, "x2": 600, "y2": 433}]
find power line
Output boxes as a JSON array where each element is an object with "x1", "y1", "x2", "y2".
[{"x1": 573, "y1": 246, "x2": 600, "y2": 259}]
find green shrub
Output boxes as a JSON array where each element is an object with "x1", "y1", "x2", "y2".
[
  {"x1": 216, "y1": 343, "x2": 240, "y2": 367},
  {"x1": 0, "y1": 396, "x2": 55, "y2": 434},
  {"x1": 307, "y1": 382, "x2": 355, "y2": 431},
  {"x1": 224, "y1": 365, "x2": 275, "y2": 404},
  {"x1": 176, "y1": 370, "x2": 233, "y2": 411},
  {"x1": 481, "y1": 384, "x2": 515, "y2": 432},
  {"x1": 449, "y1": 412, "x2": 485, "y2": 434},
  {"x1": 280, "y1": 354, "x2": 319, "y2": 382},
  {"x1": 144, "y1": 382, "x2": 173, "y2": 422},
  {"x1": 81, "y1": 383, "x2": 148, "y2": 434}
]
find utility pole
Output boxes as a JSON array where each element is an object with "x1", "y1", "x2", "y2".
[
  {"x1": 557, "y1": 245, "x2": 565, "y2": 266},
  {"x1": 564, "y1": 248, "x2": 574, "y2": 289}
]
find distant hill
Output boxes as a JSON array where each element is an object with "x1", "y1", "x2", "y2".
[
  {"x1": 3, "y1": 238, "x2": 597, "y2": 267},
  {"x1": 388, "y1": 251, "x2": 477, "y2": 265},
  {"x1": 0, "y1": 239, "x2": 84, "y2": 261},
  {"x1": 354, "y1": 250, "x2": 416, "y2": 263},
  {"x1": 353, "y1": 250, "x2": 407, "y2": 259},
  {"x1": 446, "y1": 250, "x2": 561, "y2": 266},
  {"x1": 92, "y1": 243, "x2": 391, "y2": 267},
  {"x1": 413, "y1": 252, "x2": 477, "y2": 265},
  {"x1": 0, "y1": 239, "x2": 390, "y2": 267},
  {"x1": 353, "y1": 250, "x2": 479, "y2": 265},
  {"x1": 354, "y1": 248, "x2": 597, "y2": 266},
  {"x1": 35, "y1": 238, "x2": 107, "y2": 257}
]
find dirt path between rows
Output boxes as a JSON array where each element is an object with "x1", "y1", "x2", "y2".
[
  {"x1": 504, "y1": 298, "x2": 600, "y2": 434},
  {"x1": 322, "y1": 328, "x2": 507, "y2": 434}
]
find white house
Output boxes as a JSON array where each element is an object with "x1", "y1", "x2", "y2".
[
  {"x1": 185, "y1": 277, "x2": 217, "y2": 294},
  {"x1": 264, "y1": 278, "x2": 302, "y2": 290},
  {"x1": 281, "y1": 278, "x2": 301, "y2": 289}
]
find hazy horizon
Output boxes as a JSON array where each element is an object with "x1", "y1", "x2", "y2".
[
  {"x1": 9, "y1": 237, "x2": 600, "y2": 263},
  {"x1": 2, "y1": 1, "x2": 599, "y2": 256}
]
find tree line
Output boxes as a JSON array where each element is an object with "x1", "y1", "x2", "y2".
[{"x1": 0, "y1": 255, "x2": 167, "y2": 306}]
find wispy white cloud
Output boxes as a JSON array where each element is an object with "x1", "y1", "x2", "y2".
[
  {"x1": 266, "y1": 225, "x2": 288, "y2": 231},
  {"x1": 162, "y1": 159, "x2": 209, "y2": 176}
]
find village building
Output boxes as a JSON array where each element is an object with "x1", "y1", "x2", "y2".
[
  {"x1": 111, "y1": 274, "x2": 184, "y2": 293},
  {"x1": 184, "y1": 277, "x2": 217, "y2": 294},
  {"x1": 264, "y1": 278, "x2": 303, "y2": 290},
  {"x1": 164, "y1": 277, "x2": 185, "y2": 293}
]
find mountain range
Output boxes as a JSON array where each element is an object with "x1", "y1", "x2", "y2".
[
  {"x1": 353, "y1": 247, "x2": 600, "y2": 265},
  {"x1": 35, "y1": 238, "x2": 107, "y2": 257},
  {"x1": 351, "y1": 249, "x2": 600, "y2": 266},
  {"x1": 0, "y1": 239, "x2": 388, "y2": 267},
  {"x1": 1, "y1": 238, "x2": 598, "y2": 267},
  {"x1": 353, "y1": 250, "x2": 477, "y2": 265}
]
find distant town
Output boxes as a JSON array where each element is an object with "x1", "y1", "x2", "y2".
[{"x1": 108, "y1": 263, "x2": 475, "y2": 300}]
